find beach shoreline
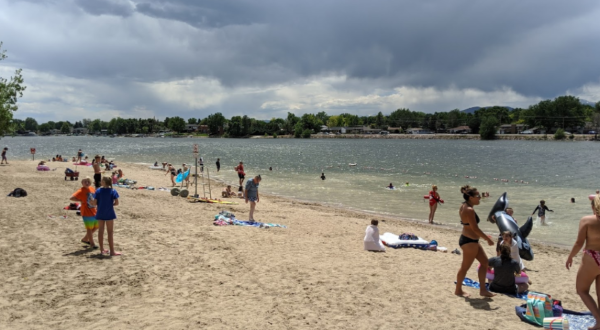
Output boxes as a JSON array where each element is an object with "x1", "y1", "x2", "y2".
[{"x1": 0, "y1": 160, "x2": 589, "y2": 329}]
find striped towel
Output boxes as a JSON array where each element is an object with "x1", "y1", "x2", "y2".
[{"x1": 542, "y1": 317, "x2": 568, "y2": 329}]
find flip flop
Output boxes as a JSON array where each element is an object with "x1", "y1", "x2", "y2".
[
  {"x1": 101, "y1": 250, "x2": 109, "y2": 255},
  {"x1": 110, "y1": 252, "x2": 122, "y2": 256},
  {"x1": 81, "y1": 240, "x2": 91, "y2": 246}
]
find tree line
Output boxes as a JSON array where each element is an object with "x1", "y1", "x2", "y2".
[{"x1": 9, "y1": 96, "x2": 600, "y2": 140}]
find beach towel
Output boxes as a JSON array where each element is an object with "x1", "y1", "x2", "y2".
[
  {"x1": 459, "y1": 278, "x2": 528, "y2": 300},
  {"x1": 214, "y1": 214, "x2": 287, "y2": 229},
  {"x1": 515, "y1": 304, "x2": 594, "y2": 329}
]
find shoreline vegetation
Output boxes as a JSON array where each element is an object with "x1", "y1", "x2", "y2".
[
  {"x1": 0, "y1": 160, "x2": 589, "y2": 329},
  {"x1": 5, "y1": 95, "x2": 600, "y2": 142}
]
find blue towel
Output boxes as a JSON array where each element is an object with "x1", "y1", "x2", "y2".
[{"x1": 459, "y1": 278, "x2": 528, "y2": 300}]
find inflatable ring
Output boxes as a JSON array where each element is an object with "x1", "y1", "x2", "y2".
[{"x1": 478, "y1": 264, "x2": 529, "y2": 284}]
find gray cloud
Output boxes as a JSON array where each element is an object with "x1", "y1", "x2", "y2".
[{"x1": 2, "y1": 0, "x2": 600, "y2": 120}]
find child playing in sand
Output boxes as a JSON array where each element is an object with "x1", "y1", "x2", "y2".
[
  {"x1": 90, "y1": 177, "x2": 121, "y2": 256},
  {"x1": 222, "y1": 185, "x2": 235, "y2": 198},
  {"x1": 70, "y1": 177, "x2": 98, "y2": 249}
]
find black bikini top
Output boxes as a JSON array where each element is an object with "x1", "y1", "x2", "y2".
[{"x1": 460, "y1": 208, "x2": 480, "y2": 226}]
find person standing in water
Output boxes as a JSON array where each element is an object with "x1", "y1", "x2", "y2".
[
  {"x1": 235, "y1": 162, "x2": 245, "y2": 186},
  {"x1": 566, "y1": 194, "x2": 600, "y2": 329},
  {"x1": 532, "y1": 200, "x2": 553, "y2": 225},
  {"x1": 321, "y1": 172, "x2": 326, "y2": 180},
  {"x1": 455, "y1": 185, "x2": 496, "y2": 298},
  {"x1": 216, "y1": 158, "x2": 221, "y2": 172},
  {"x1": 428, "y1": 185, "x2": 443, "y2": 224}
]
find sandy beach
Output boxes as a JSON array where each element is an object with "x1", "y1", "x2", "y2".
[{"x1": 0, "y1": 160, "x2": 591, "y2": 329}]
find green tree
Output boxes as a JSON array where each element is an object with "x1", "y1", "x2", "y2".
[
  {"x1": 60, "y1": 122, "x2": 71, "y2": 134},
  {"x1": 479, "y1": 116, "x2": 498, "y2": 140},
  {"x1": 301, "y1": 128, "x2": 312, "y2": 138},
  {"x1": 24, "y1": 117, "x2": 38, "y2": 132},
  {"x1": 0, "y1": 42, "x2": 26, "y2": 136},
  {"x1": 38, "y1": 123, "x2": 51, "y2": 133},
  {"x1": 90, "y1": 119, "x2": 102, "y2": 134},
  {"x1": 187, "y1": 118, "x2": 197, "y2": 124},
  {"x1": 227, "y1": 116, "x2": 243, "y2": 137},
  {"x1": 206, "y1": 112, "x2": 226, "y2": 135},
  {"x1": 293, "y1": 122, "x2": 303, "y2": 138},
  {"x1": 168, "y1": 116, "x2": 186, "y2": 133},
  {"x1": 554, "y1": 128, "x2": 566, "y2": 140}
]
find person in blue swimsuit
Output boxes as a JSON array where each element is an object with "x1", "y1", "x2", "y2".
[{"x1": 455, "y1": 185, "x2": 496, "y2": 298}]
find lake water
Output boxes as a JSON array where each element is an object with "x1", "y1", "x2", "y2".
[{"x1": 3, "y1": 136, "x2": 599, "y2": 247}]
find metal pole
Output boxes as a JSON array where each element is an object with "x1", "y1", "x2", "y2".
[
  {"x1": 207, "y1": 167, "x2": 212, "y2": 199},
  {"x1": 194, "y1": 156, "x2": 198, "y2": 197},
  {"x1": 202, "y1": 170, "x2": 206, "y2": 198}
]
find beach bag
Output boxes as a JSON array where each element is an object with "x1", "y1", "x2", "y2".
[
  {"x1": 65, "y1": 168, "x2": 74, "y2": 174},
  {"x1": 8, "y1": 188, "x2": 27, "y2": 197},
  {"x1": 524, "y1": 292, "x2": 554, "y2": 326}
]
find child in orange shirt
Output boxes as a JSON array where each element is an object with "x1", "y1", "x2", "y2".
[{"x1": 70, "y1": 177, "x2": 99, "y2": 248}]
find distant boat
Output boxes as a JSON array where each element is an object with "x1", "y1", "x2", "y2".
[{"x1": 349, "y1": 163, "x2": 357, "y2": 166}]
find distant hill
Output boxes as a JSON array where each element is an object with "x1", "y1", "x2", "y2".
[{"x1": 460, "y1": 106, "x2": 514, "y2": 114}]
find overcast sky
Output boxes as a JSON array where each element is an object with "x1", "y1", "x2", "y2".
[{"x1": 1, "y1": 0, "x2": 600, "y2": 122}]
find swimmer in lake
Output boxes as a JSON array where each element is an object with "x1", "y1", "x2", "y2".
[
  {"x1": 532, "y1": 200, "x2": 553, "y2": 226},
  {"x1": 387, "y1": 183, "x2": 394, "y2": 189},
  {"x1": 321, "y1": 172, "x2": 326, "y2": 180},
  {"x1": 405, "y1": 182, "x2": 409, "y2": 186}
]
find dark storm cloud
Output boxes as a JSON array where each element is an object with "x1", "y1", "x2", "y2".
[
  {"x1": 2, "y1": 0, "x2": 600, "y2": 119},
  {"x1": 75, "y1": 0, "x2": 134, "y2": 17}
]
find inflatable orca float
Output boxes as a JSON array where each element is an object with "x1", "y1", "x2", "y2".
[{"x1": 487, "y1": 192, "x2": 534, "y2": 261}]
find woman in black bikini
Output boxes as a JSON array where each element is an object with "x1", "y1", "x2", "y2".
[
  {"x1": 455, "y1": 185, "x2": 496, "y2": 298},
  {"x1": 164, "y1": 163, "x2": 176, "y2": 186}
]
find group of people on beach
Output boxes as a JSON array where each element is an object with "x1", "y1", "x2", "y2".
[{"x1": 452, "y1": 185, "x2": 600, "y2": 328}]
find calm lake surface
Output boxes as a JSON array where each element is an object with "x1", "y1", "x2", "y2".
[{"x1": 4, "y1": 136, "x2": 599, "y2": 247}]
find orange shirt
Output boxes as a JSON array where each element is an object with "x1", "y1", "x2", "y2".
[{"x1": 72, "y1": 187, "x2": 97, "y2": 217}]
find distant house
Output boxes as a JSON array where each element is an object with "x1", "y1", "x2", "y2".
[
  {"x1": 325, "y1": 127, "x2": 346, "y2": 134},
  {"x1": 387, "y1": 127, "x2": 402, "y2": 133},
  {"x1": 73, "y1": 128, "x2": 88, "y2": 135},
  {"x1": 497, "y1": 124, "x2": 527, "y2": 134},
  {"x1": 186, "y1": 124, "x2": 199, "y2": 132},
  {"x1": 406, "y1": 128, "x2": 432, "y2": 134},
  {"x1": 448, "y1": 126, "x2": 472, "y2": 134},
  {"x1": 198, "y1": 125, "x2": 210, "y2": 134}
]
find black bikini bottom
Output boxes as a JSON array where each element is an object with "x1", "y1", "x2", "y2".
[{"x1": 459, "y1": 235, "x2": 479, "y2": 247}]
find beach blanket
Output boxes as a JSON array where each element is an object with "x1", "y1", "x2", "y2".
[
  {"x1": 214, "y1": 214, "x2": 287, "y2": 229},
  {"x1": 114, "y1": 184, "x2": 131, "y2": 188},
  {"x1": 515, "y1": 304, "x2": 594, "y2": 329},
  {"x1": 459, "y1": 277, "x2": 528, "y2": 300}
]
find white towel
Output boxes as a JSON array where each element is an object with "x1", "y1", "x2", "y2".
[{"x1": 364, "y1": 225, "x2": 385, "y2": 251}]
